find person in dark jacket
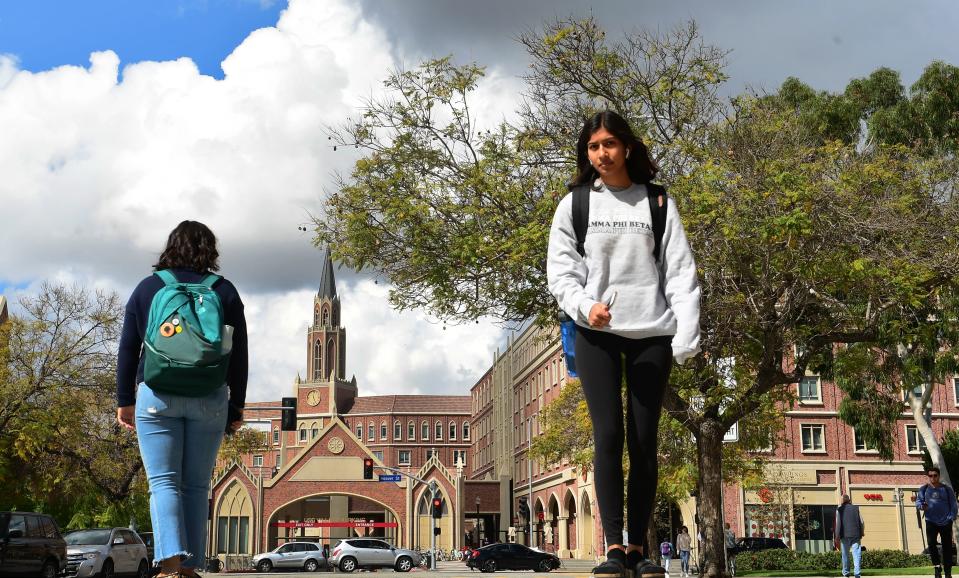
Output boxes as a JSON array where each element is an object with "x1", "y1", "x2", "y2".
[
  {"x1": 918, "y1": 466, "x2": 958, "y2": 578},
  {"x1": 116, "y1": 220, "x2": 248, "y2": 578},
  {"x1": 834, "y1": 494, "x2": 865, "y2": 578}
]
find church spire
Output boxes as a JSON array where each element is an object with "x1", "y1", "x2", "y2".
[{"x1": 318, "y1": 246, "x2": 337, "y2": 300}]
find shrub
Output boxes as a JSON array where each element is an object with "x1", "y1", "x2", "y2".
[{"x1": 735, "y1": 548, "x2": 929, "y2": 572}]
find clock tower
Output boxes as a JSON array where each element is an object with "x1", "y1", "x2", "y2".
[{"x1": 298, "y1": 247, "x2": 357, "y2": 415}]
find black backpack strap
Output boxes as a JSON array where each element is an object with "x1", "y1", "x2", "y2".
[
  {"x1": 647, "y1": 182, "x2": 668, "y2": 262},
  {"x1": 570, "y1": 185, "x2": 591, "y2": 257}
]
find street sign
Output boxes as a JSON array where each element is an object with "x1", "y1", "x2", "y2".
[{"x1": 378, "y1": 474, "x2": 402, "y2": 482}]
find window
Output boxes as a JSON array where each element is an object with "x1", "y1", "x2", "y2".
[
  {"x1": 273, "y1": 428, "x2": 279, "y2": 445},
  {"x1": 394, "y1": 421, "x2": 401, "y2": 440},
  {"x1": 367, "y1": 423, "x2": 374, "y2": 441},
  {"x1": 954, "y1": 378, "x2": 959, "y2": 406},
  {"x1": 253, "y1": 455, "x2": 263, "y2": 467},
  {"x1": 853, "y1": 430, "x2": 877, "y2": 453},
  {"x1": 454, "y1": 450, "x2": 467, "y2": 467},
  {"x1": 798, "y1": 376, "x2": 821, "y2": 403},
  {"x1": 426, "y1": 449, "x2": 435, "y2": 461},
  {"x1": 356, "y1": 424, "x2": 363, "y2": 439},
  {"x1": 311, "y1": 427, "x2": 319, "y2": 439},
  {"x1": 906, "y1": 425, "x2": 928, "y2": 454},
  {"x1": 373, "y1": 450, "x2": 384, "y2": 461},
  {"x1": 398, "y1": 450, "x2": 411, "y2": 465},
  {"x1": 299, "y1": 428, "x2": 307, "y2": 443},
  {"x1": 216, "y1": 516, "x2": 250, "y2": 554},
  {"x1": 435, "y1": 421, "x2": 443, "y2": 440},
  {"x1": 380, "y1": 422, "x2": 387, "y2": 440},
  {"x1": 449, "y1": 421, "x2": 457, "y2": 440},
  {"x1": 275, "y1": 452, "x2": 280, "y2": 465},
  {"x1": 422, "y1": 421, "x2": 430, "y2": 440},
  {"x1": 463, "y1": 421, "x2": 470, "y2": 440},
  {"x1": 408, "y1": 421, "x2": 415, "y2": 440},
  {"x1": 800, "y1": 424, "x2": 825, "y2": 452}
]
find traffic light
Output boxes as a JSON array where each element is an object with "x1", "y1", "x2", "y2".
[
  {"x1": 431, "y1": 497, "x2": 443, "y2": 519},
  {"x1": 518, "y1": 498, "x2": 530, "y2": 521},
  {"x1": 280, "y1": 397, "x2": 297, "y2": 431},
  {"x1": 363, "y1": 458, "x2": 374, "y2": 480}
]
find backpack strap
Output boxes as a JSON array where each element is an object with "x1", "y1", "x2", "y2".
[
  {"x1": 155, "y1": 270, "x2": 178, "y2": 285},
  {"x1": 570, "y1": 185, "x2": 590, "y2": 257},
  {"x1": 200, "y1": 274, "x2": 222, "y2": 289},
  {"x1": 647, "y1": 182, "x2": 668, "y2": 262}
]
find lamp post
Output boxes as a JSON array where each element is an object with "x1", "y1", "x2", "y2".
[{"x1": 475, "y1": 497, "x2": 482, "y2": 547}]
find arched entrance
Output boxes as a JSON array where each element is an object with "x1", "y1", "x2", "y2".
[
  {"x1": 564, "y1": 490, "x2": 578, "y2": 557},
  {"x1": 265, "y1": 493, "x2": 402, "y2": 552},
  {"x1": 580, "y1": 491, "x2": 595, "y2": 560},
  {"x1": 546, "y1": 495, "x2": 560, "y2": 554}
]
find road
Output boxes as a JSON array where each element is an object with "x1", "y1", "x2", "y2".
[{"x1": 219, "y1": 559, "x2": 597, "y2": 577}]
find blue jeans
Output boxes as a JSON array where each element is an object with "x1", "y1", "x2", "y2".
[
  {"x1": 840, "y1": 537, "x2": 862, "y2": 577},
  {"x1": 679, "y1": 550, "x2": 690, "y2": 574},
  {"x1": 136, "y1": 383, "x2": 227, "y2": 569}
]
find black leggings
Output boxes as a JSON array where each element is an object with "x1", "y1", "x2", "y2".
[
  {"x1": 575, "y1": 326, "x2": 672, "y2": 548},
  {"x1": 927, "y1": 520, "x2": 954, "y2": 569}
]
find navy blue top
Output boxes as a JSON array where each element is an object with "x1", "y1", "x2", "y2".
[
  {"x1": 918, "y1": 482, "x2": 958, "y2": 526},
  {"x1": 116, "y1": 268, "x2": 248, "y2": 422}
]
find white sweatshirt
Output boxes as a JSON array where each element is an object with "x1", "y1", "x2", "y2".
[{"x1": 546, "y1": 181, "x2": 702, "y2": 364}]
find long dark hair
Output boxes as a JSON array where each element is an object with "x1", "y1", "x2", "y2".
[
  {"x1": 569, "y1": 110, "x2": 658, "y2": 188},
  {"x1": 153, "y1": 220, "x2": 220, "y2": 272}
]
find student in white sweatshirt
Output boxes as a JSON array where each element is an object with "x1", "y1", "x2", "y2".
[{"x1": 547, "y1": 111, "x2": 701, "y2": 578}]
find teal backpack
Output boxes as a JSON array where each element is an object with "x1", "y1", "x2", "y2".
[{"x1": 143, "y1": 270, "x2": 232, "y2": 396}]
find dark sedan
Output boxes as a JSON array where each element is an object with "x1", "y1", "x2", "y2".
[
  {"x1": 467, "y1": 543, "x2": 560, "y2": 573},
  {"x1": 732, "y1": 537, "x2": 789, "y2": 555}
]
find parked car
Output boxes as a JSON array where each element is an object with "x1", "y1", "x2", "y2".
[
  {"x1": 253, "y1": 541, "x2": 326, "y2": 572},
  {"x1": 63, "y1": 527, "x2": 149, "y2": 578},
  {"x1": 329, "y1": 538, "x2": 421, "y2": 573},
  {"x1": 466, "y1": 543, "x2": 561, "y2": 573},
  {"x1": 0, "y1": 511, "x2": 67, "y2": 578},
  {"x1": 731, "y1": 537, "x2": 789, "y2": 555}
]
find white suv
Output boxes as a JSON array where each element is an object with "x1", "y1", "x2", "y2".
[
  {"x1": 64, "y1": 528, "x2": 148, "y2": 578},
  {"x1": 329, "y1": 539, "x2": 421, "y2": 573},
  {"x1": 253, "y1": 541, "x2": 326, "y2": 572}
]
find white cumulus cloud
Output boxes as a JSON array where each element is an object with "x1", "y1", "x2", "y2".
[{"x1": 0, "y1": 0, "x2": 515, "y2": 402}]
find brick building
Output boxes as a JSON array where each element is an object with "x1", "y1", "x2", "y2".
[{"x1": 210, "y1": 252, "x2": 510, "y2": 562}]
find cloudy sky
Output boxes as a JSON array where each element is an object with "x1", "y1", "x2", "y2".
[{"x1": 1, "y1": 0, "x2": 957, "y2": 403}]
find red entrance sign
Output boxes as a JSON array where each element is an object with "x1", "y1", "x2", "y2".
[{"x1": 273, "y1": 521, "x2": 398, "y2": 529}]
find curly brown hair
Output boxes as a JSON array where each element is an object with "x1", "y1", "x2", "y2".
[{"x1": 153, "y1": 220, "x2": 220, "y2": 272}]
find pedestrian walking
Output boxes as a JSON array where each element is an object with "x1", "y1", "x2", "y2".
[
  {"x1": 676, "y1": 527, "x2": 692, "y2": 577},
  {"x1": 918, "y1": 466, "x2": 958, "y2": 578},
  {"x1": 833, "y1": 494, "x2": 865, "y2": 578},
  {"x1": 547, "y1": 110, "x2": 701, "y2": 578},
  {"x1": 116, "y1": 220, "x2": 248, "y2": 578},
  {"x1": 724, "y1": 523, "x2": 737, "y2": 577},
  {"x1": 659, "y1": 539, "x2": 673, "y2": 573}
]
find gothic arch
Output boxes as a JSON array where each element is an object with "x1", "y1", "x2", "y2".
[
  {"x1": 326, "y1": 338, "x2": 336, "y2": 378},
  {"x1": 312, "y1": 340, "x2": 322, "y2": 380}
]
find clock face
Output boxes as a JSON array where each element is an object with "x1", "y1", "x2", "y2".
[{"x1": 307, "y1": 389, "x2": 321, "y2": 406}]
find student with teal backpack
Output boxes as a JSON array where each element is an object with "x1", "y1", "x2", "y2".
[{"x1": 116, "y1": 220, "x2": 248, "y2": 578}]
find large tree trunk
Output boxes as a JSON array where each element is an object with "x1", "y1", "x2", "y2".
[
  {"x1": 697, "y1": 419, "x2": 730, "y2": 578},
  {"x1": 908, "y1": 387, "x2": 959, "y2": 552},
  {"x1": 647, "y1": 511, "x2": 658, "y2": 562}
]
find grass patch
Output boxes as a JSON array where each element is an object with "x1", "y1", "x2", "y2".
[{"x1": 738, "y1": 567, "x2": 934, "y2": 577}]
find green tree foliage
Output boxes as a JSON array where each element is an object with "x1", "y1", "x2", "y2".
[
  {"x1": 0, "y1": 284, "x2": 149, "y2": 530},
  {"x1": 217, "y1": 427, "x2": 269, "y2": 476}
]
